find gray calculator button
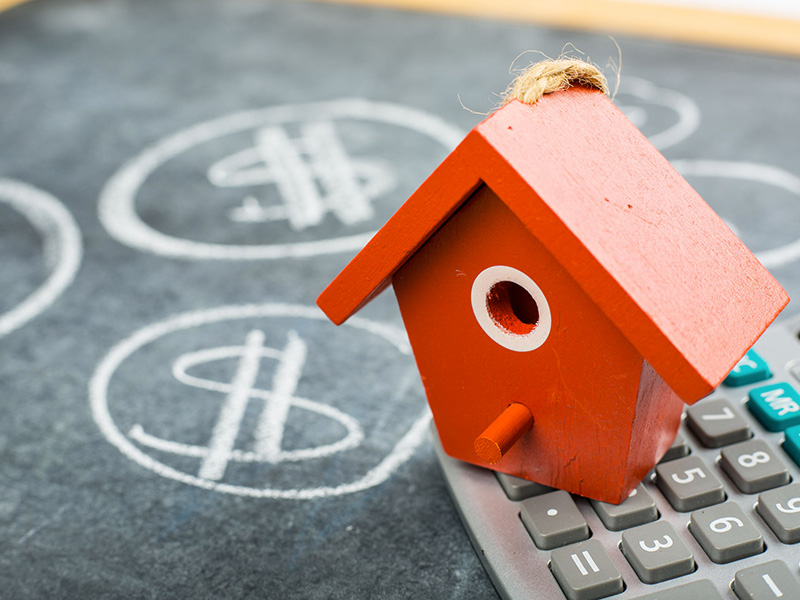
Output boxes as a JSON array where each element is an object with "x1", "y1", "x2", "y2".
[
  {"x1": 621, "y1": 520, "x2": 694, "y2": 584},
  {"x1": 655, "y1": 455, "x2": 725, "y2": 512},
  {"x1": 495, "y1": 472, "x2": 554, "y2": 501},
  {"x1": 733, "y1": 560, "x2": 800, "y2": 599},
  {"x1": 520, "y1": 490, "x2": 589, "y2": 550},
  {"x1": 660, "y1": 433, "x2": 690, "y2": 463},
  {"x1": 720, "y1": 438, "x2": 790, "y2": 494},
  {"x1": 550, "y1": 539, "x2": 624, "y2": 600},
  {"x1": 590, "y1": 484, "x2": 658, "y2": 531},
  {"x1": 686, "y1": 398, "x2": 751, "y2": 447},
  {"x1": 756, "y1": 483, "x2": 800, "y2": 543},
  {"x1": 629, "y1": 578, "x2": 722, "y2": 599},
  {"x1": 689, "y1": 501, "x2": 764, "y2": 563}
]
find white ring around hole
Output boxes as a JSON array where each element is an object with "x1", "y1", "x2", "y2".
[{"x1": 470, "y1": 266, "x2": 551, "y2": 352}]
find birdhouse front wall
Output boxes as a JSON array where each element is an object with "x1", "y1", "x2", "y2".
[{"x1": 392, "y1": 185, "x2": 683, "y2": 502}]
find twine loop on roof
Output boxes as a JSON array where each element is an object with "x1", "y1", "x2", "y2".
[{"x1": 502, "y1": 58, "x2": 609, "y2": 105}]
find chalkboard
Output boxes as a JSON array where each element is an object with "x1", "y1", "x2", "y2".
[{"x1": 1, "y1": 0, "x2": 799, "y2": 597}]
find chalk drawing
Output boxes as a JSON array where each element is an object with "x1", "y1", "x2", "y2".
[
  {"x1": 672, "y1": 159, "x2": 800, "y2": 268},
  {"x1": 616, "y1": 77, "x2": 701, "y2": 150},
  {"x1": 129, "y1": 328, "x2": 364, "y2": 478},
  {"x1": 0, "y1": 178, "x2": 82, "y2": 338},
  {"x1": 98, "y1": 99, "x2": 463, "y2": 260},
  {"x1": 89, "y1": 303, "x2": 431, "y2": 499},
  {"x1": 213, "y1": 121, "x2": 395, "y2": 229}
]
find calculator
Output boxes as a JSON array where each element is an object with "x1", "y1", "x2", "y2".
[{"x1": 432, "y1": 315, "x2": 800, "y2": 600}]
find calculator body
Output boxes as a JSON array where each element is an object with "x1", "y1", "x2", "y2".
[{"x1": 433, "y1": 317, "x2": 800, "y2": 600}]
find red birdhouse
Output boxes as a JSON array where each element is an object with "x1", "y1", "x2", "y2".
[{"x1": 317, "y1": 70, "x2": 788, "y2": 504}]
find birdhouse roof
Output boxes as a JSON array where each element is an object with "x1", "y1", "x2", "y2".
[{"x1": 317, "y1": 87, "x2": 788, "y2": 402}]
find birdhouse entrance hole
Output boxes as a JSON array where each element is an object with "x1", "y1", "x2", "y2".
[
  {"x1": 471, "y1": 265, "x2": 552, "y2": 352},
  {"x1": 486, "y1": 281, "x2": 539, "y2": 335}
]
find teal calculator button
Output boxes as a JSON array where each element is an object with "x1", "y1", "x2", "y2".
[
  {"x1": 784, "y1": 425, "x2": 800, "y2": 467},
  {"x1": 747, "y1": 383, "x2": 800, "y2": 431},
  {"x1": 724, "y1": 349, "x2": 771, "y2": 387}
]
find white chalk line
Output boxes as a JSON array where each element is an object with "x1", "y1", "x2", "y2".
[
  {"x1": 89, "y1": 303, "x2": 429, "y2": 499},
  {"x1": 228, "y1": 196, "x2": 288, "y2": 223},
  {"x1": 218, "y1": 157, "x2": 393, "y2": 226},
  {"x1": 130, "y1": 409, "x2": 430, "y2": 500},
  {"x1": 239, "y1": 122, "x2": 383, "y2": 231},
  {"x1": 0, "y1": 178, "x2": 83, "y2": 338},
  {"x1": 255, "y1": 126, "x2": 324, "y2": 230},
  {"x1": 617, "y1": 77, "x2": 701, "y2": 151},
  {"x1": 253, "y1": 330, "x2": 306, "y2": 462},
  {"x1": 15, "y1": 504, "x2": 70, "y2": 545},
  {"x1": 129, "y1": 388, "x2": 364, "y2": 462},
  {"x1": 98, "y1": 98, "x2": 464, "y2": 260},
  {"x1": 198, "y1": 329, "x2": 266, "y2": 480},
  {"x1": 671, "y1": 159, "x2": 800, "y2": 268},
  {"x1": 171, "y1": 343, "x2": 283, "y2": 389},
  {"x1": 303, "y1": 121, "x2": 377, "y2": 227}
]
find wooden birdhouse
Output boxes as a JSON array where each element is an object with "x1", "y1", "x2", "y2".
[{"x1": 316, "y1": 61, "x2": 789, "y2": 504}]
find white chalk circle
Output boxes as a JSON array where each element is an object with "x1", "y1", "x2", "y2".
[
  {"x1": 0, "y1": 178, "x2": 82, "y2": 337},
  {"x1": 98, "y1": 98, "x2": 463, "y2": 260},
  {"x1": 672, "y1": 159, "x2": 800, "y2": 269},
  {"x1": 89, "y1": 303, "x2": 431, "y2": 499},
  {"x1": 616, "y1": 77, "x2": 701, "y2": 151}
]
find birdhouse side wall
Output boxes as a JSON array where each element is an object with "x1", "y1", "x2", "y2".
[
  {"x1": 392, "y1": 184, "x2": 663, "y2": 502},
  {"x1": 623, "y1": 359, "x2": 684, "y2": 495}
]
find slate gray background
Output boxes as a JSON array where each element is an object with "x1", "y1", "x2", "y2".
[{"x1": 1, "y1": 0, "x2": 800, "y2": 598}]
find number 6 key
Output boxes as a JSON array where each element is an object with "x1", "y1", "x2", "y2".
[{"x1": 689, "y1": 501, "x2": 764, "y2": 563}]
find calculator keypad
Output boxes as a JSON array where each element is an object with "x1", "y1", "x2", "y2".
[{"x1": 433, "y1": 323, "x2": 800, "y2": 600}]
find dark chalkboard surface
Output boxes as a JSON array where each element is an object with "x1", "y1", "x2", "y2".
[{"x1": 1, "y1": 1, "x2": 799, "y2": 597}]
